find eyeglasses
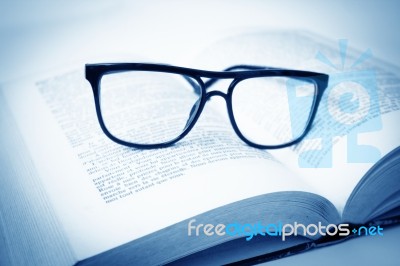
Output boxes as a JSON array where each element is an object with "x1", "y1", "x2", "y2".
[{"x1": 85, "y1": 63, "x2": 329, "y2": 149}]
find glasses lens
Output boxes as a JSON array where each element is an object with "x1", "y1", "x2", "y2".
[
  {"x1": 231, "y1": 77, "x2": 316, "y2": 146},
  {"x1": 99, "y1": 71, "x2": 202, "y2": 145}
]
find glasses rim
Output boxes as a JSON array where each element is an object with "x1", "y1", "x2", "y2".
[{"x1": 85, "y1": 63, "x2": 329, "y2": 149}]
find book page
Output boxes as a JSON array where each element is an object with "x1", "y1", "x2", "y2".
[
  {"x1": 188, "y1": 30, "x2": 400, "y2": 213},
  {"x1": 0, "y1": 93, "x2": 76, "y2": 266},
  {"x1": 285, "y1": 72, "x2": 400, "y2": 213},
  {"x1": 1, "y1": 64, "x2": 316, "y2": 260}
]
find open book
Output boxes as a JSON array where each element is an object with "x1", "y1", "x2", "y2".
[{"x1": 1, "y1": 31, "x2": 399, "y2": 266}]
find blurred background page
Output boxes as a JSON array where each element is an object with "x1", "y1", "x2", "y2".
[{"x1": 1, "y1": 0, "x2": 399, "y2": 80}]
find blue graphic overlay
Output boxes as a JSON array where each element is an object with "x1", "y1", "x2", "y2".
[{"x1": 288, "y1": 40, "x2": 382, "y2": 168}]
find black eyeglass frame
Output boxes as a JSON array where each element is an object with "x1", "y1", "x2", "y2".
[{"x1": 85, "y1": 63, "x2": 329, "y2": 149}]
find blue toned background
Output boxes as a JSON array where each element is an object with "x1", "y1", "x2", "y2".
[
  {"x1": 0, "y1": 0, "x2": 400, "y2": 81},
  {"x1": 0, "y1": 0, "x2": 399, "y2": 265}
]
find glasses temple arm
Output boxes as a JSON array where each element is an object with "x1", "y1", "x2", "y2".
[
  {"x1": 204, "y1": 64, "x2": 282, "y2": 90},
  {"x1": 184, "y1": 76, "x2": 202, "y2": 95}
]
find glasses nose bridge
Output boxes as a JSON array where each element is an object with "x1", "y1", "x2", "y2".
[
  {"x1": 203, "y1": 76, "x2": 239, "y2": 101},
  {"x1": 204, "y1": 90, "x2": 228, "y2": 101}
]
